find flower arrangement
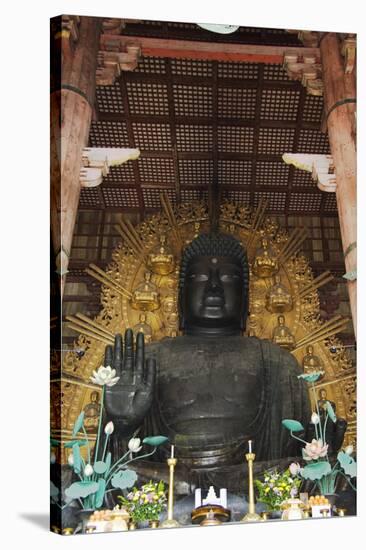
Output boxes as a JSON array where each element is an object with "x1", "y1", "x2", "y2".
[
  {"x1": 282, "y1": 371, "x2": 357, "y2": 496},
  {"x1": 255, "y1": 468, "x2": 302, "y2": 511},
  {"x1": 52, "y1": 365, "x2": 169, "y2": 511},
  {"x1": 118, "y1": 481, "x2": 167, "y2": 523}
]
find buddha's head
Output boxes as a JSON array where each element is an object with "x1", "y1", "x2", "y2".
[
  {"x1": 90, "y1": 391, "x2": 100, "y2": 403},
  {"x1": 178, "y1": 233, "x2": 249, "y2": 336},
  {"x1": 319, "y1": 388, "x2": 327, "y2": 400}
]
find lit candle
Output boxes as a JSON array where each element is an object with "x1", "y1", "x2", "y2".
[
  {"x1": 248, "y1": 440, "x2": 252, "y2": 453},
  {"x1": 195, "y1": 488, "x2": 202, "y2": 508},
  {"x1": 171, "y1": 445, "x2": 174, "y2": 458},
  {"x1": 220, "y1": 488, "x2": 227, "y2": 509}
]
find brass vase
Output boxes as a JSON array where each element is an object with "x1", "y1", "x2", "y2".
[{"x1": 149, "y1": 519, "x2": 160, "y2": 529}]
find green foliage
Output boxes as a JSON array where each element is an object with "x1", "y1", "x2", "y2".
[
  {"x1": 111, "y1": 469, "x2": 138, "y2": 490},
  {"x1": 300, "y1": 461, "x2": 332, "y2": 481},
  {"x1": 72, "y1": 412, "x2": 85, "y2": 436},
  {"x1": 142, "y1": 436, "x2": 169, "y2": 447},
  {"x1": 65, "y1": 481, "x2": 99, "y2": 499},
  {"x1": 281, "y1": 419, "x2": 304, "y2": 433},
  {"x1": 118, "y1": 481, "x2": 167, "y2": 522},
  {"x1": 338, "y1": 451, "x2": 357, "y2": 478},
  {"x1": 255, "y1": 469, "x2": 301, "y2": 511}
]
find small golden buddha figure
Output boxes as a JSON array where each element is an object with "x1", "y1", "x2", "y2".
[
  {"x1": 83, "y1": 391, "x2": 101, "y2": 433},
  {"x1": 131, "y1": 271, "x2": 160, "y2": 311},
  {"x1": 248, "y1": 300, "x2": 264, "y2": 337},
  {"x1": 272, "y1": 315, "x2": 295, "y2": 350},
  {"x1": 252, "y1": 237, "x2": 279, "y2": 278},
  {"x1": 317, "y1": 388, "x2": 336, "y2": 416},
  {"x1": 302, "y1": 345, "x2": 323, "y2": 374},
  {"x1": 265, "y1": 275, "x2": 293, "y2": 313},
  {"x1": 133, "y1": 313, "x2": 153, "y2": 343},
  {"x1": 147, "y1": 234, "x2": 175, "y2": 275}
]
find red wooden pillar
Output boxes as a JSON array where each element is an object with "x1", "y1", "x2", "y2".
[
  {"x1": 50, "y1": 16, "x2": 101, "y2": 298},
  {"x1": 320, "y1": 33, "x2": 357, "y2": 337}
]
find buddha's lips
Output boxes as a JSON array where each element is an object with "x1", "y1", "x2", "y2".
[{"x1": 202, "y1": 295, "x2": 225, "y2": 307}]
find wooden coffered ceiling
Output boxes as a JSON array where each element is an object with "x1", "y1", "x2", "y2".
[{"x1": 79, "y1": 19, "x2": 337, "y2": 217}]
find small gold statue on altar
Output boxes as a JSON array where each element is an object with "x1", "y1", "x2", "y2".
[
  {"x1": 131, "y1": 271, "x2": 160, "y2": 311},
  {"x1": 302, "y1": 344, "x2": 323, "y2": 374},
  {"x1": 252, "y1": 237, "x2": 279, "y2": 278},
  {"x1": 272, "y1": 315, "x2": 295, "y2": 350},
  {"x1": 133, "y1": 313, "x2": 153, "y2": 343},
  {"x1": 265, "y1": 275, "x2": 293, "y2": 313},
  {"x1": 147, "y1": 234, "x2": 175, "y2": 275},
  {"x1": 248, "y1": 300, "x2": 264, "y2": 337},
  {"x1": 83, "y1": 391, "x2": 101, "y2": 433}
]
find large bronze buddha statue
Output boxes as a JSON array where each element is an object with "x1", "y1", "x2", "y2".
[{"x1": 104, "y1": 234, "x2": 313, "y2": 490}]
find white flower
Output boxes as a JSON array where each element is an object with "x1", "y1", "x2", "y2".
[
  {"x1": 68, "y1": 454, "x2": 74, "y2": 466},
  {"x1": 128, "y1": 438, "x2": 142, "y2": 453},
  {"x1": 104, "y1": 421, "x2": 114, "y2": 435},
  {"x1": 289, "y1": 462, "x2": 301, "y2": 476},
  {"x1": 90, "y1": 365, "x2": 120, "y2": 387},
  {"x1": 303, "y1": 439, "x2": 328, "y2": 461},
  {"x1": 311, "y1": 412, "x2": 320, "y2": 424},
  {"x1": 84, "y1": 463, "x2": 94, "y2": 477},
  {"x1": 50, "y1": 451, "x2": 56, "y2": 464},
  {"x1": 344, "y1": 445, "x2": 354, "y2": 455}
]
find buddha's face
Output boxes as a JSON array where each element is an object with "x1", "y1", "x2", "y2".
[{"x1": 182, "y1": 255, "x2": 244, "y2": 332}]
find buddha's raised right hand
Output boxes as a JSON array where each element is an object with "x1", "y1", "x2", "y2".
[{"x1": 104, "y1": 329, "x2": 156, "y2": 435}]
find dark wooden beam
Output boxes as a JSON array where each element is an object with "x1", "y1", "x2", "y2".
[{"x1": 100, "y1": 34, "x2": 319, "y2": 64}]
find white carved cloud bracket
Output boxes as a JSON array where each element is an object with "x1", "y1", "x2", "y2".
[
  {"x1": 80, "y1": 147, "x2": 140, "y2": 187},
  {"x1": 282, "y1": 153, "x2": 336, "y2": 192}
]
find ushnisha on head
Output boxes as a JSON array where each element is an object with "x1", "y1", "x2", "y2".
[{"x1": 178, "y1": 233, "x2": 249, "y2": 337}]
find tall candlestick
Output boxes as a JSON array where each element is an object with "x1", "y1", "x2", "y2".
[
  {"x1": 241, "y1": 451, "x2": 260, "y2": 522},
  {"x1": 160, "y1": 456, "x2": 181, "y2": 528}
]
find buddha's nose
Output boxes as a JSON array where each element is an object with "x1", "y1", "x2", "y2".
[{"x1": 207, "y1": 269, "x2": 223, "y2": 293}]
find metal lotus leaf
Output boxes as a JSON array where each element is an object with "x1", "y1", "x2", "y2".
[
  {"x1": 326, "y1": 401, "x2": 337, "y2": 423},
  {"x1": 142, "y1": 435, "x2": 169, "y2": 447},
  {"x1": 65, "y1": 481, "x2": 99, "y2": 499},
  {"x1": 111, "y1": 469, "x2": 138, "y2": 489},
  {"x1": 64, "y1": 439, "x2": 88, "y2": 448},
  {"x1": 50, "y1": 480, "x2": 59, "y2": 499},
  {"x1": 94, "y1": 461, "x2": 108, "y2": 475},
  {"x1": 337, "y1": 451, "x2": 357, "y2": 478},
  {"x1": 301, "y1": 461, "x2": 332, "y2": 480},
  {"x1": 281, "y1": 419, "x2": 305, "y2": 432},
  {"x1": 95, "y1": 478, "x2": 106, "y2": 508},
  {"x1": 105, "y1": 452, "x2": 111, "y2": 473},
  {"x1": 72, "y1": 443, "x2": 82, "y2": 473},
  {"x1": 72, "y1": 411, "x2": 85, "y2": 436}
]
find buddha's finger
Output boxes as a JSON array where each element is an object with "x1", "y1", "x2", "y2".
[
  {"x1": 113, "y1": 334, "x2": 123, "y2": 373},
  {"x1": 145, "y1": 358, "x2": 156, "y2": 389},
  {"x1": 104, "y1": 344, "x2": 113, "y2": 369},
  {"x1": 124, "y1": 328, "x2": 134, "y2": 371},
  {"x1": 135, "y1": 332, "x2": 145, "y2": 382}
]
